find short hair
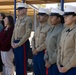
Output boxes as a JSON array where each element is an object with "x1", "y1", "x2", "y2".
[{"x1": 0, "y1": 13, "x2": 6, "y2": 19}]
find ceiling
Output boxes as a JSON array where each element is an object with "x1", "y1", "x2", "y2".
[
  {"x1": 0, "y1": 0, "x2": 76, "y2": 5},
  {"x1": 26, "y1": 0, "x2": 76, "y2": 4},
  {"x1": 0, "y1": 0, "x2": 76, "y2": 16}
]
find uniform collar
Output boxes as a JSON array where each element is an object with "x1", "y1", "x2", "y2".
[
  {"x1": 53, "y1": 23, "x2": 62, "y2": 28},
  {"x1": 69, "y1": 24, "x2": 76, "y2": 30},
  {"x1": 40, "y1": 22, "x2": 48, "y2": 28},
  {"x1": 66, "y1": 24, "x2": 76, "y2": 32},
  {"x1": 19, "y1": 15, "x2": 27, "y2": 20}
]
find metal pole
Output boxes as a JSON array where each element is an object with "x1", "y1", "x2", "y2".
[
  {"x1": 22, "y1": 0, "x2": 25, "y2": 3},
  {"x1": 34, "y1": 9, "x2": 37, "y2": 31},
  {"x1": 61, "y1": 0, "x2": 64, "y2": 11},
  {"x1": 14, "y1": 0, "x2": 16, "y2": 23}
]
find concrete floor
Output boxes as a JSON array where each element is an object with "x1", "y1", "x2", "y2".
[{"x1": 14, "y1": 71, "x2": 33, "y2": 75}]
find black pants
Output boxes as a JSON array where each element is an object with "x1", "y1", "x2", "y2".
[{"x1": 0, "y1": 52, "x2": 3, "y2": 72}]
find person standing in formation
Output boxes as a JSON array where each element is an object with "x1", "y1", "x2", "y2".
[
  {"x1": 32, "y1": 8, "x2": 51, "y2": 75},
  {"x1": 57, "y1": 5, "x2": 76, "y2": 75},
  {"x1": 44, "y1": 8, "x2": 64, "y2": 75},
  {"x1": 11, "y1": 2, "x2": 33, "y2": 75}
]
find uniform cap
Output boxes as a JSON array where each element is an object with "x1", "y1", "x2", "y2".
[
  {"x1": 16, "y1": 2, "x2": 28, "y2": 10},
  {"x1": 50, "y1": 8, "x2": 64, "y2": 16},
  {"x1": 64, "y1": 5, "x2": 76, "y2": 16},
  {"x1": 37, "y1": 8, "x2": 50, "y2": 15},
  {"x1": 64, "y1": 5, "x2": 76, "y2": 13}
]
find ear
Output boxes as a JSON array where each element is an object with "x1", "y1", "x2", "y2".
[
  {"x1": 58, "y1": 17, "x2": 61, "y2": 22},
  {"x1": 24, "y1": 9, "x2": 27, "y2": 12},
  {"x1": 73, "y1": 16, "x2": 76, "y2": 21},
  {"x1": 46, "y1": 15, "x2": 49, "y2": 19},
  {"x1": 45, "y1": 15, "x2": 48, "y2": 20},
  {"x1": 74, "y1": 16, "x2": 76, "y2": 20}
]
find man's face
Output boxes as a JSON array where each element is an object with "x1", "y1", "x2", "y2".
[
  {"x1": 64, "y1": 15, "x2": 75, "y2": 25},
  {"x1": 50, "y1": 16, "x2": 60, "y2": 25},
  {"x1": 38, "y1": 15, "x2": 48, "y2": 23},
  {"x1": 18, "y1": 8, "x2": 27, "y2": 16},
  {"x1": 75, "y1": 16, "x2": 76, "y2": 21}
]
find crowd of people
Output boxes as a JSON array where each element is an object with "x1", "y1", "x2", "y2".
[{"x1": 0, "y1": 2, "x2": 76, "y2": 75}]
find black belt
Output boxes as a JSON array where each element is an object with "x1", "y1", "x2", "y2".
[{"x1": 15, "y1": 38, "x2": 22, "y2": 40}]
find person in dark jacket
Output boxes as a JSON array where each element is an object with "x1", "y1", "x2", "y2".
[
  {"x1": 0, "y1": 13, "x2": 6, "y2": 27},
  {"x1": 0, "y1": 15, "x2": 14, "y2": 75},
  {"x1": 0, "y1": 13, "x2": 6, "y2": 75}
]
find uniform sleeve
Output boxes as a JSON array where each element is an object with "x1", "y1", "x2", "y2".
[
  {"x1": 64, "y1": 32, "x2": 76, "y2": 71},
  {"x1": 17, "y1": 18, "x2": 33, "y2": 46},
  {"x1": 49, "y1": 33, "x2": 61, "y2": 64},
  {"x1": 57, "y1": 42, "x2": 61, "y2": 65},
  {"x1": 11, "y1": 28, "x2": 15, "y2": 44},
  {"x1": 49, "y1": 49, "x2": 57, "y2": 64},
  {"x1": 44, "y1": 50, "x2": 49, "y2": 62},
  {"x1": 36, "y1": 41, "x2": 46, "y2": 51},
  {"x1": 57, "y1": 33, "x2": 62, "y2": 65},
  {"x1": 36, "y1": 26, "x2": 50, "y2": 51},
  {"x1": 48, "y1": 36, "x2": 57, "y2": 64},
  {"x1": 31, "y1": 34, "x2": 35, "y2": 51},
  {"x1": 57, "y1": 28, "x2": 65, "y2": 65}
]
